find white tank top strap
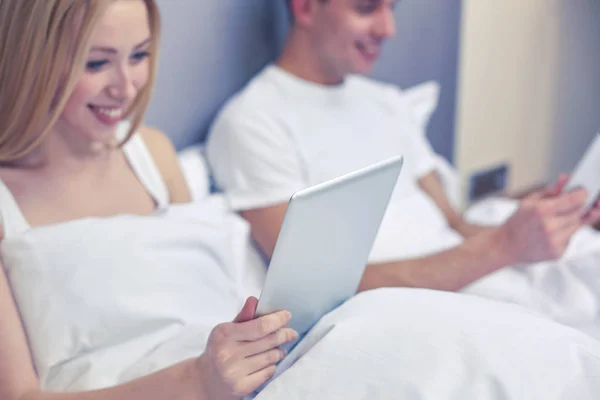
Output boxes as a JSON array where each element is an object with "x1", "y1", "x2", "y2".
[
  {"x1": 0, "y1": 178, "x2": 30, "y2": 239},
  {"x1": 0, "y1": 123, "x2": 169, "y2": 239},
  {"x1": 119, "y1": 123, "x2": 170, "y2": 210}
]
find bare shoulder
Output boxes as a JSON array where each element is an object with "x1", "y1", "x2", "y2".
[
  {"x1": 138, "y1": 125, "x2": 177, "y2": 160},
  {"x1": 137, "y1": 125, "x2": 191, "y2": 204}
]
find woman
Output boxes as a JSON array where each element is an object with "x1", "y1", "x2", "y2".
[
  {"x1": 1, "y1": 1, "x2": 600, "y2": 400},
  {"x1": 0, "y1": 1, "x2": 295, "y2": 399}
]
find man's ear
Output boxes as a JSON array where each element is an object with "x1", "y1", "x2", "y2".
[{"x1": 289, "y1": 0, "x2": 325, "y2": 27}]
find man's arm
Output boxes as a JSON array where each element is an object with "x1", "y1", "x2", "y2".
[
  {"x1": 242, "y1": 203, "x2": 509, "y2": 292},
  {"x1": 242, "y1": 188, "x2": 588, "y2": 292},
  {"x1": 417, "y1": 171, "x2": 488, "y2": 238},
  {"x1": 243, "y1": 170, "x2": 488, "y2": 259},
  {"x1": 358, "y1": 227, "x2": 511, "y2": 292},
  {"x1": 242, "y1": 204, "x2": 287, "y2": 259}
]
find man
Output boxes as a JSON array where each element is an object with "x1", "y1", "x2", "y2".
[{"x1": 206, "y1": 0, "x2": 600, "y2": 293}]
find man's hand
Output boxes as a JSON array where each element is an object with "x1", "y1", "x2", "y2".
[
  {"x1": 582, "y1": 197, "x2": 600, "y2": 227},
  {"x1": 545, "y1": 173, "x2": 600, "y2": 227},
  {"x1": 497, "y1": 176, "x2": 587, "y2": 264}
]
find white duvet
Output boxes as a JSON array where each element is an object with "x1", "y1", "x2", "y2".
[{"x1": 254, "y1": 289, "x2": 600, "y2": 400}]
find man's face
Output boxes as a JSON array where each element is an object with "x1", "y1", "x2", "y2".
[{"x1": 308, "y1": 0, "x2": 397, "y2": 80}]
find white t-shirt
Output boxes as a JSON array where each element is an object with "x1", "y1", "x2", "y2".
[{"x1": 207, "y1": 65, "x2": 462, "y2": 261}]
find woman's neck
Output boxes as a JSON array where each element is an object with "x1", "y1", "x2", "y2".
[{"x1": 11, "y1": 127, "x2": 115, "y2": 173}]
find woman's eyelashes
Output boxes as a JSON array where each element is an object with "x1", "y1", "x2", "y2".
[
  {"x1": 86, "y1": 59, "x2": 108, "y2": 72},
  {"x1": 131, "y1": 50, "x2": 150, "y2": 63},
  {"x1": 85, "y1": 51, "x2": 150, "y2": 73}
]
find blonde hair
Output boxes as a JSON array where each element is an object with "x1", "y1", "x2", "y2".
[{"x1": 0, "y1": 0, "x2": 161, "y2": 162}]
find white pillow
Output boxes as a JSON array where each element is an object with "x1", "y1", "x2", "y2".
[
  {"x1": 178, "y1": 144, "x2": 211, "y2": 201},
  {"x1": 178, "y1": 146, "x2": 268, "y2": 292},
  {"x1": 402, "y1": 81, "x2": 462, "y2": 209},
  {"x1": 401, "y1": 80, "x2": 440, "y2": 132}
]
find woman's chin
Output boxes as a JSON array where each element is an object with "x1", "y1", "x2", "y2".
[{"x1": 85, "y1": 126, "x2": 121, "y2": 149}]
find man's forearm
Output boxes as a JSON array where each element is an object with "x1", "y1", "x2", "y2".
[
  {"x1": 20, "y1": 359, "x2": 204, "y2": 400},
  {"x1": 451, "y1": 218, "x2": 493, "y2": 239},
  {"x1": 358, "y1": 228, "x2": 515, "y2": 292},
  {"x1": 435, "y1": 201, "x2": 487, "y2": 239}
]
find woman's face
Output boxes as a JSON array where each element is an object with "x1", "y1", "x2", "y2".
[{"x1": 55, "y1": 0, "x2": 152, "y2": 144}]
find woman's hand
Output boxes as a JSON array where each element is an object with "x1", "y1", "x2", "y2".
[{"x1": 196, "y1": 297, "x2": 298, "y2": 399}]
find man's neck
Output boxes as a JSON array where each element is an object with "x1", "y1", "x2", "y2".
[{"x1": 276, "y1": 32, "x2": 345, "y2": 86}]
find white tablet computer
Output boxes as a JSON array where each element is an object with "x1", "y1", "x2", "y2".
[
  {"x1": 255, "y1": 155, "x2": 403, "y2": 336},
  {"x1": 565, "y1": 131, "x2": 600, "y2": 210}
]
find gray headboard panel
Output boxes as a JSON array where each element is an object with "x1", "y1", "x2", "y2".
[
  {"x1": 144, "y1": 0, "x2": 279, "y2": 149},
  {"x1": 146, "y1": 0, "x2": 461, "y2": 163},
  {"x1": 370, "y1": 0, "x2": 462, "y2": 163}
]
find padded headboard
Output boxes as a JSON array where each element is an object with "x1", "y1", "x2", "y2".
[
  {"x1": 145, "y1": 0, "x2": 461, "y2": 162},
  {"x1": 370, "y1": 0, "x2": 462, "y2": 163},
  {"x1": 144, "y1": 0, "x2": 283, "y2": 149}
]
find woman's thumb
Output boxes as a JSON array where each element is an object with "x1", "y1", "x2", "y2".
[{"x1": 233, "y1": 296, "x2": 258, "y2": 323}]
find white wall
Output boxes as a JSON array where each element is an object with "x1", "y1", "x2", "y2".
[{"x1": 454, "y1": 0, "x2": 600, "y2": 200}]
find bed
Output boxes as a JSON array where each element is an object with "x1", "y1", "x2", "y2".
[{"x1": 145, "y1": 1, "x2": 600, "y2": 398}]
